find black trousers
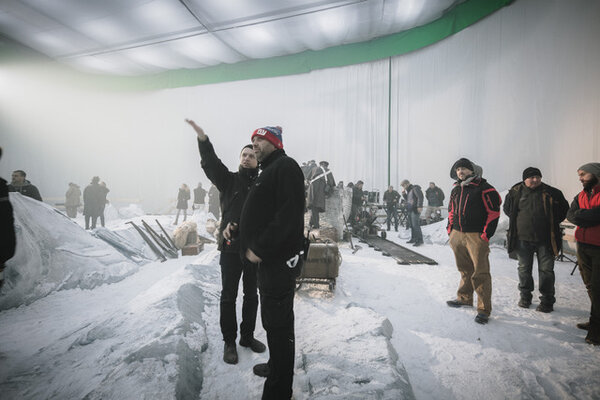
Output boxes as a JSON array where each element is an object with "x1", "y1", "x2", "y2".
[
  {"x1": 309, "y1": 206, "x2": 320, "y2": 229},
  {"x1": 577, "y1": 242, "x2": 600, "y2": 342},
  {"x1": 219, "y1": 253, "x2": 258, "y2": 343},
  {"x1": 85, "y1": 215, "x2": 98, "y2": 229},
  {"x1": 257, "y1": 262, "x2": 296, "y2": 400}
]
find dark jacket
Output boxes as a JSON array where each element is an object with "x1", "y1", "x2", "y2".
[
  {"x1": 8, "y1": 180, "x2": 42, "y2": 201},
  {"x1": 208, "y1": 185, "x2": 220, "y2": 217},
  {"x1": 199, "y1": 138, "x2": 258, "y2": 253},
  {"x1": 567, "y1": 183, "x2": 600, "y2": 247},
  {"x1": 352, "y1": 186, "x2": 364, "y2": 207},
  {"x1": 83, "y1": 183, "x2": 107, "y2": 217},
  {"x1": 307, "y1": 166, "x2": 335, "y2": 212},
  {"x1": 504, "y1": 182, "x2": 569, "y2": 255},
  {"x1": 176, "y1": 188, "x2": 190, "y2": 210},
  {"x1": 193, "y1": 186, "x2": 206, "y2": 204},
  {"x1": 426, "y1": 186, "x2": 445, "y2": 207},
  {"x1": 1, "y1": 178, "x2": 16, "y2": 265},
  {"x1": 447, "y1": 176, "x2": 501, "y2": 241},
  {"x1": 383, "y1": 190, "x2": 401, "y2": 208},
  {"x1": 405, "y1": 184, "x2": 424, "y2": 213},
  {"x1": 239, "y1": 149, "x2": 305, "y2": 266}
]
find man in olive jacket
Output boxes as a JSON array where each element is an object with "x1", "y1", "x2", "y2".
[
  {"x1": 239, "y1": 126, "x2": 305, "y2": 400},
  {"x1": 504, "y1": 167, "x2": 568, "y2": 312},
  {"x1": 185, "y1": 119, "x2": 265, "y2": 365}
]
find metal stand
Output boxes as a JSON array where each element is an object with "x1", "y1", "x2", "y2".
[{"x1": 556, "y1": 227, "x2": 578, "y2": 275}]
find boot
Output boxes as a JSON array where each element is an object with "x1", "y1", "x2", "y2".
[
  {"x1": 446, "y1": 299, "x2": 472, "y2": 308},
  {"x1": 223, "y1": 341, "x2": 238, "y2": 364},
  {"x1": 535, "y1": 303, "x2": 553, "y2": 313},
  {"x1": 253, "y1": 363, "x2": 270, "y2": 378},
  {"x1": 577, "y1": 321, "x2": 590, "y2": 331},
  {"x1": 239, "y1": 336, "x2": 266, "y2": 353},
  {"x1": 475, "y1": 313, "x2": 489, "y2": 324}
]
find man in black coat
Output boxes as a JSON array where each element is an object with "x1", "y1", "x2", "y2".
[
  {"x1": 8, "y1": 170, "x2": 42, "y2": 201},
  {"x1": 239, "y1": 126, "x2": 305, "y2": 400},
  {"x1": 401, "y1": 179, "x2": 424, "y2": 246},
  {"x1": 185, "y1": 119, "x2": 266, "y2": 365},
  {"x1": 193, "y1": 182, "x2": 206, "y2": 210},
  {"x1": 383, "y1": 185, "x2": 401, "y2": 231},
  {"x1": 504, "y1": 167, "x2": 568, "y2": 312},
  {"x1": 425, "y1": 182, "x2": 445, "y2": 223},
  {"x1": 1, "y1": 148, "x2": 16, "y2": 289},
  {"x1": 83, "y1": 176, "x2": 106, "y2": 230}
]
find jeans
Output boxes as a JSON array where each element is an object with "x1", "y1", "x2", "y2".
[
  {"x1": 219, "y1": 253, "x2": 259, "y2": 343},
  {"x1": 409, "y1": 211, "x2": 423, "y2": 243},
  {"x1": 385, "y1": 206, "x2": 399, "y2": 231},
  {"x1": 516, "y1": 241, "x2": 555, "y2": 305}
]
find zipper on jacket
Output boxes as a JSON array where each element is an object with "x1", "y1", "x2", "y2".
[{"x1": 458, "y1": 186, "x2": 464, "y2": 231}]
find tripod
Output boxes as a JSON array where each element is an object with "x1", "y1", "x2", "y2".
[{"x1": 555, "y1": 227, "x2": 578, "y2": 275}]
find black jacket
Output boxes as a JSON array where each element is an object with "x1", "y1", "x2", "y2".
[
  {"x1": 447, "y1": 176, "x2": 501, "y2": 241},
  {"x1": 198, "y1": 138, "x2": 258, "y2": 253},
  {"x1": 8, "y1": 180, "x2": 42, "y2": 201},
  {"x1": 426, "y1": 186, "x2": 445, "y2": 207},
  {"x1": 383, "y1": 190, "x2": 401, "y2": 208},
  {"x1": 1, "y1": 178, "x2": 16, "y2": 265},
  {"x1": 193, "y1": 187, "x2": 206, "y2": 204},
  {"x1": 239, "y1": 149, "x2": 305, "y2": 265},
  {"x1": 504, "y1": 182, "x2": 568, "y2": 255}
]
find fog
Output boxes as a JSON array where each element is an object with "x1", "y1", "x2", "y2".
[{"x1": 1, "y1": 0, "x2": 599, "y2": 212}]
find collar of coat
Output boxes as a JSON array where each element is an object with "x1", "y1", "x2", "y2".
[{"x1": 259, "y1": 149, "x2": 285, "y2": 170}]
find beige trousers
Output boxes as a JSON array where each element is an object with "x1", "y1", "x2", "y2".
[{"x1": 449, "y1": 230, "x2": 492, "y2": 316}]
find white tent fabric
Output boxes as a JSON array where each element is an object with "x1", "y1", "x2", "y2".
[{"x1": 1, "y1": 0, "x2": 598, "y2": 212}]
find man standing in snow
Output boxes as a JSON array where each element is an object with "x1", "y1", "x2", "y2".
[
  {"x1": 566, "y1": 162, "x2": 600, "y2": 345},
  {"x1": 8, "y1": 170, "x2": 42, "y2": 201},
  {"x1": 383, "y1": 185, "x2": 401, "y2": 231},
  {"x1": 185, "y1": 119, "x2": 266, "y2": 364},
  {"x1": 307, "y1": 160, "x2": 335, "y2": 229},
  {"x1": 446, "y1": 158, "x2": 501, "y2": 324},
  {"x1": 425, "y1": 182, "x2": 445, "y2": 223},
  {"x1": 239, "y1": 126, "x2": 305, "y2": 400},
  {"x1": 400, "y1": 179, "x2": 424, "y2": 246},
  {"x1": 193, "y1": 182, "x2": 206, "y2": 211},
  {"x1": 503, "y1": 167, "x2": 568, "y2": 312}
]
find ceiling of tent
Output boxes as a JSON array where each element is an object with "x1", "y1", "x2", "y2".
[{"x1": 0, "y1": 0, "x2": 463, "y2": 76}]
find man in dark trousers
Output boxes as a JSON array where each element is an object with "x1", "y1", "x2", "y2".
[
  {"x1": 1, "y1": 148, "x2": 17, "y2": 289},
  {"x1": 83, "y1": 176, "x2": 105, "y2": 230},
  {"x1": 239, "y1": 126, "x2": 305, "y2": 400},
  {"x1": 567, "y1": 162, "x2": 600, "y2": 345},
  {"x1": 185, "y1": 118, "x2": 266, "y2": 364},
  {"x1": 401, "y1": 179, "x2": 424, "y2": 246},
  {"x1": 208, "y1": 184, "x2": 220, "y2": 218},
  {"x1": 383, "y1": 185, "x2": 401, "y2": 231},
  {"x1": 504, "y1": 167, "x2": 569, "y2": 312},
  {"x1": 446, "y1": 158, "x2": 501, "y2": 325},
  {"x1": 349, "y1": 180, "x2": 364, "y2": 225},
  {"x1": 8, "y1": 170, "x2": 42, "y2": 201}
]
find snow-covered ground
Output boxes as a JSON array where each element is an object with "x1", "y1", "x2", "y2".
[{"x1": 1, "y1": 193, "x2": 599, "y2": 399}]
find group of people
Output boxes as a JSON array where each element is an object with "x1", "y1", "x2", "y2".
[
  {"x1": 64, "y1": 177, "x2": 110, "y2": 230},
  {"x1": 443, "y1": 158, "x2": 600, "y2": 347},
  {"x1": 186, "y1": 119, "x2": 305, "y2": 399},
  {"x1": 173, "y1": 182, "x2": 220, "y2": 225}
]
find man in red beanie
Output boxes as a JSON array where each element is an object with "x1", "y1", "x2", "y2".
[
  {"x1": 239, "y1": 126, "x2": 305, "y2": 399},
  {"x1": 567, "y1": 162, "x2": 600, "y2": 345}
]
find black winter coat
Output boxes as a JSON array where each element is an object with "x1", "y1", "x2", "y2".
[
  {"x1": 426, "y1": 186, "x2": 445, "y2": 207},
  {"x1": 504, "y1": 182, "x2": 568, "y2": 256},
  {"x1": 8, "y1": 180, "x2": 42, "y2": 201},
  {"x1": 1, "y1": 178, "x2": 16, "y2": 265},
  {"x1": 239, "y1": 149, "x2": 305, "y2": 266},
  {"x1": 199, "y1": 138, "x2": 258, "y2": 253},
  {"x1": 83, "y1": 183, "x2": 107, "y2": 217},
  {"x1": 447, "y1": 176, "x2": 501, "y2": 241}
]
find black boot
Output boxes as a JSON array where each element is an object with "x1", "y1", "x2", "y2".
[
  {"x1": 253, "y1": 363, "x2": 270, "y2": 378},
  {"x1": 239, "y1": 336, "x2": 266, "y2": 353},
  {"x1": 223, "y1": 341, "x2": 238, "y2": 364}
]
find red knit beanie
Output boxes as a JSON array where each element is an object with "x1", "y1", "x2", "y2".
[{"x1": 251, "y1": 126, "x2": 283, "y2": 149}]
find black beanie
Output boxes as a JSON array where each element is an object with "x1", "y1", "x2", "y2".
[
  {"x1": 522, "y1": 167, "x2": 542, "y2": 181},
  {"x1": 452, "y1": 158, "x2": 474, "y2": 171}
]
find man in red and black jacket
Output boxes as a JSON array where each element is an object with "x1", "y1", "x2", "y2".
[
  {"x1": 567, "y1": 162, "x2": 600, "y2": 345},
  {"x1": 446, "y1": 158, "x2": 501, "y2": 325}
]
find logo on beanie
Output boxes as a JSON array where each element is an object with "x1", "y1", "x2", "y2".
[{"x1": 255, "y1": 129, "x2": 268, "y2": 136}]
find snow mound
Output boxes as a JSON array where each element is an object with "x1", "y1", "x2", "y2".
[
  {"x1": 294, "y1": 298, "x2": 415, "y2": 399},
  {"x1": 81, "y1": 265, "x2": 215, "y2": 400},
  {"x1": 1, "y1": 193, "x2": 138, "y2": 310},
  {"x1": 117, "y1": 203, "x2": 145, "y2": 219}
]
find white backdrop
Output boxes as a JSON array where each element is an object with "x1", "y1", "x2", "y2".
[{"x1": 1, "y1": 0, "x2": 598, "y2": 212}]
